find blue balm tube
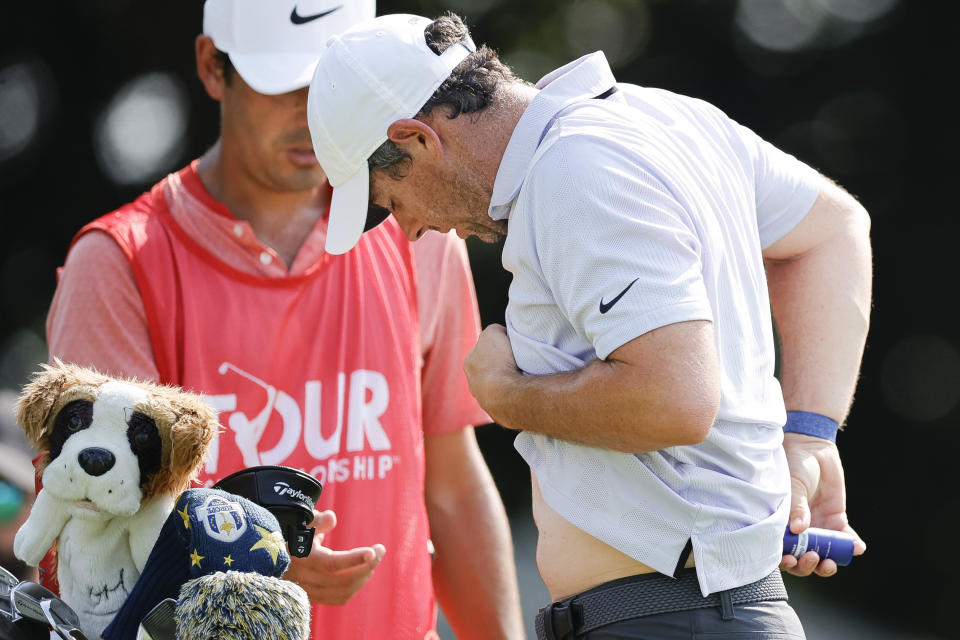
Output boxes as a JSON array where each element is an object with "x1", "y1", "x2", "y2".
[{"x1": 782, "y1": 526, "x2": 855, "y2": 566}]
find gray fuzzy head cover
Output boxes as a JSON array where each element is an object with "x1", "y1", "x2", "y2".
[{"x1": 174, "y1": 571, "x2": 310, "y2": 640}]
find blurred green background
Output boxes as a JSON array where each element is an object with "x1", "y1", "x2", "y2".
[{"x1": 0, "y1": 1, "x2": 955, "y2": 637}]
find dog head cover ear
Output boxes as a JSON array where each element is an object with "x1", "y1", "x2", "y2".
[
  {"x1": 15, "y1": 360, "x2": 106, "y2": 456},
  {"x1": 138, "y1": 389, "x2": 221, "y2": 499}
]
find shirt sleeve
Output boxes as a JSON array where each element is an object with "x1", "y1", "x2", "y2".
[
  {"x1": 412, "y1": 231, "x2": 492, "y2": 436},
  {"x1": 731, "y1": 121, "x2": 822, "y2": 248},
  {"x1": 46, "y1": 230, "x2": 161, "y2": 382},
  {"x1": 526, "y1": 139, "x2": 714, "y2": 361}
]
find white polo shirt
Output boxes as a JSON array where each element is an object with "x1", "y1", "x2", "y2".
[{"x1": 494, "y1": 52, "x2": 821, "y2": 596}]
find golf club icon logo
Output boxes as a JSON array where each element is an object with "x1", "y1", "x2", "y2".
[{"x1": 218, "y1": 362, "x2": 300, "y2": 467}]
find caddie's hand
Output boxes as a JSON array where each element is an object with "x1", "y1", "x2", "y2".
[
  {"x1": 780, "y1": 433, "x2": 866, "y2": 577},
  {"x1": 464, "y1": 324, "x2": 522, "y2": 421},
  {"x1": 283, "y1": 509, "x2": 386, "y2": 606}
]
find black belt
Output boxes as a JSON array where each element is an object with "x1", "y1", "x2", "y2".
[{"x1": 535, "y1": 569, "x2": 788, "y2": 640}]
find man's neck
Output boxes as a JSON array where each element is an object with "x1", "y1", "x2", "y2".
[
  {"x1": 196, "y1": 141, "x2": 332, "y2": 267},
  {"x1": 443, "y1": 82, "x2": 539, "y2": 194}
]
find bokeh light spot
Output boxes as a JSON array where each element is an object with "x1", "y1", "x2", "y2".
[
  {"x1": 93, "y1": 72, "x2": 188, "y2": 185},
  {"x1": 0, "y1": 58, "x2": 55, "y2": 164},
  {"x1": 881, "y1": 333, "x2": 960, "y2": 423},
  {"x1": 813, "y1": 90, "x2": 902, "y2": 175},
  {"x1": 503, "y1": 48, "x2": 567, "y2": 83},
  {"x1": 820, "y1": 0, "x2": 898, "y2": 23},
  {"x1": 735, "y1": 0, "x2": 827, "y2": 52},
  {"x1": 563, "y1": 0, "x2": 651, "y2": 67}
]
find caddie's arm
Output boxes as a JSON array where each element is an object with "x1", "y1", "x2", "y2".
[
  {"x1": 411, "y1": 231, "x2": 523, "y2": 638},
  {"x1": 423, "y1": 428, "x2": 524, "y2": 640},
  {"x1": 762, "y1": 176, "x2": 872, "y2": 577},
  {"x1": 48, "y1": 231, "x2": 161, "y2": 381},
  {"x1": 464, "y1": 318, "x2": 721, "y2": 453}
]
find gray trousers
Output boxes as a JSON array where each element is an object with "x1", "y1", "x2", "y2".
[{"x1": 535, "y1": 570, "x2": 806, "y2": 640}]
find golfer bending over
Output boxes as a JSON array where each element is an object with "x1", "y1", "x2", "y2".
[{"x1": 306, "y1": 13, "x2": 871, "y2": 638}]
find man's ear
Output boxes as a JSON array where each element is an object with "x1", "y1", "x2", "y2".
[
  {"x1": 387, "y1": 119, "x2": 443, "y2": 159},
  {"x1": 195, "y1": 35, "x2": 225, "y2": 101}
]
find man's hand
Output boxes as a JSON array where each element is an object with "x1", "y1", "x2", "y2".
[
  {"x1": 283, "y1": 509, "x2": 386, "y2": 605},
  {"x1": 780, "y1": 433, "x2": 866, "y2": 577},
  {"x1": 463, "y1": 324, "x2": 522, "y2": 423}
]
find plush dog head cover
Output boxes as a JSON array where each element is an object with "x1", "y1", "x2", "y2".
[{"x1": 15, "y1": 360, "x2": 219, "y2": 509}]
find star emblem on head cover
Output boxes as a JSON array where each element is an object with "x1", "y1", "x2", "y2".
[
  {"x1": 177, "y1": 504, "x2": 191, "y2": 529},
  {"x1": 249, "y1": 524, "x2": 286, "y2": 565},
  {"x1": 197, "y1": 494, "x2": 248, "y2": 542},
  {"x1": 190, "y1": 549, "x2": 205, "y2": 567}
]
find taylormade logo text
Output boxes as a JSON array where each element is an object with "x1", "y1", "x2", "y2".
[{"x1": 273, "y1": 481, "x2": 312, "y2": 504}]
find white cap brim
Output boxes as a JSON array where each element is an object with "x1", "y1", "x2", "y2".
[
  {"x1": 326, "y1": 167, "x2": 370, "y2": 255},
  {"x1": 230, "y1": 52, "x2": 321, "y2": 95}
]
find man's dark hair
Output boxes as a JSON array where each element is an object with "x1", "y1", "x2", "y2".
[
  {"x1": 367, "y1": 13, "x2": 517, "y2": 180},
  {"x1": 213, "y1": 49, "x2": 235, "y2": 85}
]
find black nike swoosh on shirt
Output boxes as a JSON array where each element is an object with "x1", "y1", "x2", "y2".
[
  {"x1": 290, "y1": 6, "x2": 342, "y2": 24},
  {"x1": 599, "y1": 278, "x2": 639, "y2": 314}
]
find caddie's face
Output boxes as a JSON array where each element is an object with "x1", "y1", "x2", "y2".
[
  {"x1": 220, "y1": 72, "x2": 326, "y2": 193},
  {"x1": 369, "y1": 155, "x2": 507, "y2": 244}
]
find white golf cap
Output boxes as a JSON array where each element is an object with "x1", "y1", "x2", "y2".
[
  {"x1": 203, "y1": 0, "x2": 375, "y2": 95},
  {"x1": 306, "y1": 14, "x2": 476, "y2": 254}
]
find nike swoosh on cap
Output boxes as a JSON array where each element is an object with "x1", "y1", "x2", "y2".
[
  {"x1": 290, "y1": 5, "x2": 341, "y2": 25},
  {"x1": 599, "y1": 278, "x2": 639, "y2": 314}
]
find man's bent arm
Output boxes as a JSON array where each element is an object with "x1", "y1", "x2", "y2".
[
  {"x1": 763, "y1": 177, "x2": 872, "y2": 575},
  {"x1": 763, "y1": 177, "x2": 872, "y2": 422},
  {"x1": 424, "y1": 428, "x2": 524, "y2": 640},
  {"x1": 465, "y1": 319, "x2": 721, "y2": 453}
]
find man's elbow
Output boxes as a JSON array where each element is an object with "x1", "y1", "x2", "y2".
[
  {"x1": 827, "y1": 177, "x2": 872, "y2": 240},
  {"x1": 670, "y1": 385, "x2": 721, "y2": 446},
  {"x1": 841, "y1": 190, "x2": 871, "y2": 234}
]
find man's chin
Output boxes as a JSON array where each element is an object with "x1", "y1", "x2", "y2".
[{"x1": 278, "y1": 166, "x2": 328, "y2": 193}]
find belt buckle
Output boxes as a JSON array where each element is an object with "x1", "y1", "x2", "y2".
[{"x1": 543, "y1": 601, "x2": 582, "y2": 640}]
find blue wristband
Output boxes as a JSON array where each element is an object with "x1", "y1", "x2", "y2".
[{"x1": 783, "y1": 411, "x2": 839, "y2": 443}]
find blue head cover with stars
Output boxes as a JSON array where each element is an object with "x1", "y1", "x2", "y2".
[
  {"x1": 101, "y1": 488, "x2": 290, "y2": 639},
  {"x1": 179, "y1": 489, "x2": 290, "y2": 578}
]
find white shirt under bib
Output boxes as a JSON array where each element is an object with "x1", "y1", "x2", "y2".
[{"x1": 493, "y1": 52, "x2": 822, "y2": 596}]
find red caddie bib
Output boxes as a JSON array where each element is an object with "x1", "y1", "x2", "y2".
[{"x1": 80, "y1": 170, "x2": 436, "y2": 639}]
